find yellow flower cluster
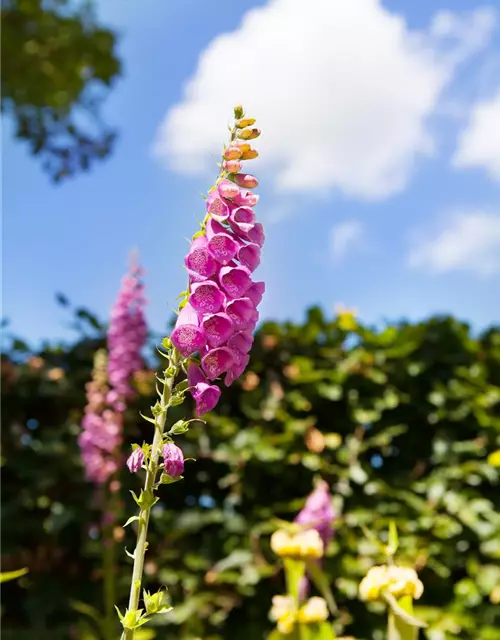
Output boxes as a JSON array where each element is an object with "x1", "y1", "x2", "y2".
[
  {"x1": 297, "y1": 597, "x2": 329, "y2": 623},
  {"x1": 270, "y1": 596, "x2": 329, "y2": 634},
  {"x1": 359, "y1": 565, "x2": 424, "y2": 602},
  {"x1": 270, "y1": 529, "x2": 324, "y2": 560}
]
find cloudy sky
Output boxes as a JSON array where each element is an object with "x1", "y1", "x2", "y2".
[{"x1": 4, "y1": 0, "x2": 500, "y2": 345}]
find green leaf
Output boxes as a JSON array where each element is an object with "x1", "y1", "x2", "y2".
[
  {"x1": 160, "y1": 473, "x2": 184, "y2": 485},
  {"x1": 386, "y1": 520, "x2": 399, "y2": 557},
  {"x1": 123, "y1": 515, "x2": 143, "y2": 528},
  {"x1": 384, "y1": 593, "x2": 427, "y2": 628},
  {"x1": 0, "y1": 567, "x2": 28, "y2": 583},
  {"x1": 139, "y1": 412, "x2": 157, "y2": 425},
  {"x1": 70, "y1": 600, "x2": 104, "y2": 626}
]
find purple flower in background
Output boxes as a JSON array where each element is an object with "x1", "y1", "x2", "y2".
[
  {"x1": 107, "y1": 256, "x2": 147, "y2": 403},
  {"x1": 295, "y1": 479, "x2": 335, "y2": 546},
  {"x1": 162, "y1": 443, "x2": 185, "y2": 477},
  {"x1": 78, "y1": 350, "x2": 123, "y2": 485},
  {"x1": 80, "y1": 256, "x2": 148, "y2": 485},
  {"x1": 295, "y1": 479, "x2": 335, "y2": 601}
]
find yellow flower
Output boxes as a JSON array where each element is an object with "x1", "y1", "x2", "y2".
[
  {"x1": 270, "y1": 530, "x2": 297, "y2": 557},
  {"x1": 269, "y1": 595, "x2": 294, "y2": 621},
  {"x1": 386, "y1": 566, "x2": 423, "y2": 599},
  {"x1": 277, "y1": 612, "x2": 296, "y2": 635},
  {"x1": 297, "y1": 597, "x2": 329, "y2": 623},
  {"x1": 295, "y1": 529, "x2": 324, "y2": 559},
  {"x1": 359, "y1": 564, "x2": 424, "y2": 602},
  {"x1": 487, "y1": 449, "x2": 500, "y2": 467}
]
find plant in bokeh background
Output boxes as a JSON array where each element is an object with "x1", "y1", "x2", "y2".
[{"x1": 2, "y1": 302, "x2": 500, "y2": 640}]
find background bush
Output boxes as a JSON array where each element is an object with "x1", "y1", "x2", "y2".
[{"x1": 1, "y1": 304, "x2": 500, "y2": 639}]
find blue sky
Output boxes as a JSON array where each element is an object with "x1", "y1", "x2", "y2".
[{"x1": 3, "y1": 0, "x2": 500, "y2": 347}]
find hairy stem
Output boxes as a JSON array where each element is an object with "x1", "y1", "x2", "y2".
[
  {"x1": 120, "y1": 353, "x2": 179, "y2": 640},
  {"x1": 387, "y1": 610, "x2": 418, "y2": 640}
]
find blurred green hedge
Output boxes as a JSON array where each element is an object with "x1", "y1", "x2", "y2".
[{"x1": 1, "y1": 306, "x2": 500, "y2": 640}]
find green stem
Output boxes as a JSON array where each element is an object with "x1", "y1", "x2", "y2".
[
  {"x1": 120, "y1": 355, "x2": 179, "y2": 640},
  {"x1": 387, "y1": 598, "x2": 418, "y2": 640}
]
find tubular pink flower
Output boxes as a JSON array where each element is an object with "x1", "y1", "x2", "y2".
[
  {"x1": 171, "y1": 302, "x2": 206, "y2": 357},
  {"x1": 201, "y1": 346, "x2": 234, "y2": 380},
  {"x1": 185, "y1": 235, "x2": 217, "y2": 279},
  {"x1": 187, "y1": 362, "x2": 221, "y2": 415},
  {"x1": 206, "y1": 218, "x2": 239, "y2": 264},
  {"x1": 234, "y1": 190, "x2": 259, "y2": 207},
  {"x1": 218, "y1": 264, "x2": 252, "y2": 298},
  {"x1": 246, "y1": 281, "x2": 265, "y2": 306},
  {"x1": 225, "y1": 297, "x2": 256, "y2": 330},
  {"x1": 127, "y1": 448, "x2": 144, "y2": 473},
  {"x1": 206, "y1": 190, "x2": 230, "y2": 222},
  {"x1": 237, "y1": 241, "x2": 261, "y2": 272},
  {"x1": 162, "y1": 443, "x2": 184, "y2": 477},
  {"x1": 218, "y1": 179, "x2": 240, "y2": 200},
  {"x1": 234, "y1": 173, "x2": 259, "y2": 189},
  {"x1": 229, "y1": 206, "x2": 255, "y2": 235},
  {"x1": 201, "y1": 312, "x2": 234, "y2": 347},
  {"x1": 227, "y1": 330, "x2": 254, "y2": 354},
  {"x1": 224, "y1": 353, "x2": 250, "y2": 387},
  {"x1": 247, "y1": 222, "x2": 265, "y2": 247},
  {"x1": 189, "y1": 280, "x2": 225, "y2": 314}
]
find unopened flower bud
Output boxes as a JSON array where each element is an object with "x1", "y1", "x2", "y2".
[
  {"x1": 238, "y1": 127, "x2": 261, "y2": 140},
  {"x1": 234, "y1": 173, "x2": 259, "y2": 189},
  {"x1": 162, "y1": 442, "x2": 184, "y2": 477},
  {"x1": 218, "y1": 178, "x2": 240, "y2": 199},
  {"x1": 126, "y1": 448, "x2": 144, "y2": 473},
  {"x1": 233, "y1": 140, "x2": 251, "y2": 153},
  {"x1": 241, "y1": 148, "x2": 259, "y2": 160},
  {"x1": 234, "y1": 104, "x2": 244, "y2": 119},
  {"x1": 224, "y1": 146, "x2": 243, "y2": 160},
  {"x1": 236, "y1": 117, "x2": 256, "y2": 128},
  {"x1": 223, "y1": 159, "x2": 242, "y2": 174}
]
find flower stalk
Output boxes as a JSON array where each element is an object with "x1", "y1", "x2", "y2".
[
  {"x1": 118, "y1": 105, "x2": 265, "y2": 637},
  {"x1": 388, "y1": 597, "x2": 419, "y2": 640},
  {"x1": 120, "y1": 349, "x2": 180, "y2": 640}
]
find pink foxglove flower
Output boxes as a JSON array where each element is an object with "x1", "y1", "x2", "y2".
[
  {"x1": 187, "y1": 362, "x2": 221, "y2": 416},
  {"x1": 162, "y1": 443, "x2": 184, "y2": 477},
  {"x1": 78, "y1": 350, "x2": 123, "y2": 485},
  {"x1": 295, "y1": 479, "x2": 335, "y2": 601},
  {"x1": 174, "y1": 109, "x2": 265, "y2": 414},
  {"x1": 127, "y1": 448, "x2": 145, "y2": 473},
  {"x1": 107, "y1": 258, "x2": 147, "y2": 402}
]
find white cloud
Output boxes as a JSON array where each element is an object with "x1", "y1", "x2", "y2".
[
  {"x1": 453, "y1": 90, "x2": 500, "y2": 181},
  {"x1": 153, "y1": 0, "x2": 496, "y2": 201},
  {"x1": 408, "y1": 210, "x2": 500, "y2": 277},
  {"x1": 330, "y1": 220, "x2": 364, "y2": 261}
]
